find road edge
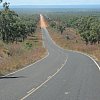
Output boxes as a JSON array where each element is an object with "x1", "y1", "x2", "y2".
[
  {"x1": 46, "y1": 28, "x2": 100, "y2": 71},
  {"x1": 20, "y1": 57, "x2": 68, "y2": 100},
  {"x1": 1, "y1": 50, "x2": 49, "y2": 77},
  {"x1": 1, "y1": 27, "x2": 49, "y2": 77}
]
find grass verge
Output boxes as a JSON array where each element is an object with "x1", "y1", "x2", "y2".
[
  {"x1": 0, "y1": 28, "x2": 46, "y2": 75},
  {"x1": 47, "y1": 27, "x2": 100, "y2": 61}
]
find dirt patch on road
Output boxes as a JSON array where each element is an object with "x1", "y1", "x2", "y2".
[{"x1": 40, "y1": 14, "x2": 48, "y2": 28}]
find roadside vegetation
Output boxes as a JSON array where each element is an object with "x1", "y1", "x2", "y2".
[
  {"x1": 0, "y1": 2, "x2": 46, "y2": 75},
  {"x1": 46, "y1": 12, "x2": 100, "y2": 61}
]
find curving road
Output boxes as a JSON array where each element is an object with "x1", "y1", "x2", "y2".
[{"x1": 0, "y1": 15, "x2": 100, "y2": 100}]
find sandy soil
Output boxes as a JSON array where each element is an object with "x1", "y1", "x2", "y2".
[{"x1": 40, "y1": 14, "x2": 47, "y2": 28}]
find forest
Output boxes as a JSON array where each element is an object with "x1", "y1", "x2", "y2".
[
  {"x1": 0, "y1": 2, "x2": 46, "y2": 75},
  {"x1": 0, "y1": 2, "x2": 38, "y2": 44},
  {"x1": 46, "y1": 12, "x2": 100, "y2": 45}
]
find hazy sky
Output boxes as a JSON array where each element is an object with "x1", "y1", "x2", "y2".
[{"x1": 3, "y1": 0, "x2": 100, "y2": 5}]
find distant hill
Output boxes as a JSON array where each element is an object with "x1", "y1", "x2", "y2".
[
  {"x1": 0, "y1": 5, "x2": 100, "y2": 14},
  {"x1": 0, "y1": 5, "x2": 100, "y2": 9}
]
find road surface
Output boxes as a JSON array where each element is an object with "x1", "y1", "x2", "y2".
[{"x1": 0, "y1": 15, "x2": 100, "y2": 100}]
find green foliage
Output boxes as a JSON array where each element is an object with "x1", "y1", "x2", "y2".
[
  {"x1": 48, "y1": 17, "x2": 66, "y2": 34},
  {"x1": 58, "y1": 25, "x2": 66, "y2": 34},
  {"x1": 73, "y1": 16, "x2": 100, "y2": 44},
  {"x1": 0, "y1": 0, "x2": 2, "y2": 3},
  {"x1": 48, "y1": 13, "x2": 100, "y2": 45},
  {"x1": 50, "y1": 21, "x2": 56, "y2": 28},
  {"x1": 25, "y1": 42, "x2": 32, "y2": 49},
  {"x1": 0, "y1": 2, "x2": 38, "y2": 44}
]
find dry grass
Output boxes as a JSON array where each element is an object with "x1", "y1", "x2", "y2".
[
  {"x1": 0, "y1": 28, "x2": 46, "y2": 75},
  {"x1": 48, "y1": 27, "x2": 100, "y2": 61}
]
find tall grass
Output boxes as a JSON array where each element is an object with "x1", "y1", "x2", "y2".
[
  {"x1": 0, "y1": 28, "x2": 46, "y2": 75},
  {"x1": 48, "y1": 27, "x2": 100, "y2": 61}
]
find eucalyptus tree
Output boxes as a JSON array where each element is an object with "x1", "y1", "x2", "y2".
[
  {"x1": 0, "y1": 2, "x2": 19, "y2": 43},
  {"x1": 0, "y1": 2, "x2": 38, "y2": 43},
  {"x1": 47, "y1": 13, "x2": 100, "y2": 45},
  {"x1": 58, "y1": 25, "x2": 66, "y2": 34},
  {"x1": 50, "y1": 21, "x2": 56, "y2": 28},
  {"x1": 0, "y1": 0, "x2": 2, "y2": 3}
]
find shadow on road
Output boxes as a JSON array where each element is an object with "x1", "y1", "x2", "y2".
[{"x1": 0, "y1": 76, "x2": 26, "y2": 79}]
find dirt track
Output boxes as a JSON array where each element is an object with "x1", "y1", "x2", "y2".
[{"x1": 40, "y1": 14, "x2": 47, "y2": 28}]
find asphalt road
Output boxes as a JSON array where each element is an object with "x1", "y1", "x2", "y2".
[{"x1": 0, "y1": 27, "x2": 100, "y2": 100}]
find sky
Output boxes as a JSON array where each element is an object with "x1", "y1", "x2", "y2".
[{"x1": 3, "y1": 0, "x2": 100, "y2": 5}]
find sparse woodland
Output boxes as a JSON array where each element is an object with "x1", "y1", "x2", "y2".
[
  {"x1": 0, "y1": 2, "x2": 46, "y2": 75},
  {"x1": 46, "y1": 12, "x2": 100, "y2": 60},
  {"x1": 47, "y1": 13, "x2": 100, "y2": 45},
  {"x1": 0, "y1": 2, "x2": 38, "y2": 44}
]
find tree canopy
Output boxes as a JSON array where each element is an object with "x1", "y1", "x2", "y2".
[
  {"x1": 48, "y1": 13, "x2": 100, "y2": 45},
  {"x1": 0, "y1": 0, "x2": 2, "y2": 3},
  {"x1": 0, "y1": 2, "x2": 38, "y2": 43}
]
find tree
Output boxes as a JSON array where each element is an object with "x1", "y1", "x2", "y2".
[
  {"x1": 3, "y1": 2, "x2": 10, "y2": 11},
  {"x1": 0, "y1": 0, "x2": 2, "y2": 3},
  {"x1": 58, "y1": 25, "x2": 66, "y2": 34},
  {"x1": 0, "y1": 2, "x2": 19, "y2": 43},
  {"x1": 50, "y1": 21, "x2": 56, "y2": 28},
  {"x1": 0, "y1": 2, "x2": 38, "y2": 43}
]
